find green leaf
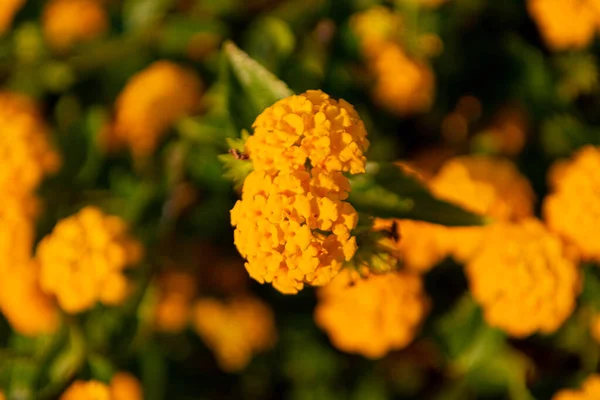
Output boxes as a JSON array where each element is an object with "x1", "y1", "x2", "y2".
[
  {"x1": 348, "y1": 163, "x2": 487, "y2": 226},
  {"x1": 223, "y1": 41, "x2": 294, "y2": 123}
]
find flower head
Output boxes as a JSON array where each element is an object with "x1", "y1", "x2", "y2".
[
  {"x1": 553, "y1": 375, "x2": 600, "y2": 400},
  {"x1": 0, "y1": 92, "x2": 61, "y2": 199},
  {"x1": 113, "y1": 61, "x2": 203, "y2": 158},
  {"x1": 528, "y1": 0, "x2": 600, "y2": 50},
  {"x1": 544, "y1": 146, "x2": 600, "y2": 262},
  {"x1": 193, "y1": 296, "x2": 276, "y2": 372},
  {"x1": 36, "y1": 206, "x2": 142, "y2": 313},
  {"x1": 430, "y1": 155, "x2": 535, "y2": 221},
  {"x1": 60, "y1": 380, "x2": 111, "y2": 400},
  {"x1": 231, "y1": 170, "x2": 358, "y2": 293},
  {"x1": 370, "y1": 43, "x2": 435, "y2": 115},
  {"x1": 350, "y1": 6, "x2": 403, "y2": 58},
  {"x1": 465, "y1": 219, "x2": 580, "y2": 337},
  {"x1": 154, "y1": 270, "x2": 197, "y2": 333},
  {"x1": 245, "y1": 90, "x2": 369, "y2": 174},
  {"x1": 0, "y1": 0, "x2": 24, "y2": 34},
  {"x1": 110, "y1": 372, "x2": 143, "y2": 400},
  {"x1": 43, "y1": 0, "x2": 108, "y2": 51},
  {"x1": 0, "y1": 260, "x2": 60, "y2": 336},
  {"x1": 315, "y1": 269, "x2": 429, "y2": 358}
]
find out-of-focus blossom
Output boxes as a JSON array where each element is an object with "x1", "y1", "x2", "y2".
[
  {"x1": 233, "y1": 90, "x2": 367, "y2": 294},
  {"x1": 553, "y1": 375, "x2": 600, "y2": 400},
  {"x1": 528, "y1": 0, "x2": 600, "y2": 51},
  {"x1": 37, "y1": 206, "x2": 143, "y2": 313},
  {"x1": 193, "y1": 296, "x2": 276, "y2": 372},
  {"x1": 370, "y1": 42, "x2": 435, "y2": 115},
  {"x1": 43, "y1": 0, "x2": 108, "y2": 51},
  {"x1": 466, "y1": 219, "x2": 580, "y2": 337},
  {"x1": 113, "y1": 61, "x2": 203, "y2": 158},
  {"x1": 110, "y1": 372, "x2": 143, "y2": 400},
  {"x1": 0, "y1": 0, "x2": 25, "y2": 35},
  {"x1": 430, "y1": 156, "x2": 535, "y2": 221},
  {"x1": 350, "y1": 6, "x2": 403, "y2": 58},
  {"x1": 154, "y1": 270, "x2": 197, "y2": 333},
  {"x1": 0, "y1": 92, "x2": 61, "y2": 199},
  {"x1": 0, "y1": 260, "x2": 60, "y2": 336},
  {"x1": 315, "y1": 269, "x2": 429, "y2": 358},
  {"x1": 60, "y1": 380, "x2": 111, "y2": 400},
  {"x1": 544, "y1": 146, "x2": 600, "y2": 262}
]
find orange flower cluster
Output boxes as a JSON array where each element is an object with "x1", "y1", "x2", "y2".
[
  {"x1": 37, "y1": 206, "x2": 142, "y2": 313},
  {"x1": 43, "y1": 0, "x2": 108, "y2": 51},
  {"x1": 544, "y1": 146, "x2": 600, "y2": 262},
  {"x1": 193, "y1": 296, "x2": 277, "y2": 371},
  {"x1": 60, "y1": 372, "x2": 143, "y2": 400},
  {"x1": 528, "y1": 0, "x2": 600, "y2": 50},
  {"x1": 0, "y1": 92, "x2": 61, "y2": 336},
  {"x1": 553, "y1": 375, "x2": 600, "y2": 400},
  {"x1": 315, "y1": 269, "x2": 429, "y2": 358},
  {"x1": 232, "y1": 90, "x2": 368, "y2": 294},
  {"x1": 154, "y1": 270, "x2": 198, "y2": 333},
  {"x1": 350, "y1": 7, "x2": 435, "y2": 115},
  {"x1": 0, "y1": 0, "x2": 24, "y2": 34},
  {"x1": 111, "y1": 61, "x2": 203, "y2": 158},
  {"x1": 465, "y1": 219, "x2": 580, "y2": 337}
]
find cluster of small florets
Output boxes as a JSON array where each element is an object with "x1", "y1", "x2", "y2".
[
  {"x1": 60, "y1": 372, "x2": 143, "y2": 400},
  {"x1": 528, "y1": 0, "x2": 600, "y2": 51},
  {"x1": 552, "y1": 374, "x2": 600, "y2": 400},
  {"x1": 232, "y1": 90, "x2": 369, "y2": 294},
  {"x1": 36, "y1": 206, "x2": 143, "y2": 313},
  {"x1": 544, "y1": 146, "x2": 600, "y2": 262},
  {"x1": 315, "y1": 268, "x2": 429, "y2": 358}
]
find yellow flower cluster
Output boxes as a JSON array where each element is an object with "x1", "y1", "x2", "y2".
[
  {"x1": 553, "y1": 375, "x2": 600, "y2": 400},
  {"x1": 544, "y1": 146, "x2": 600, "y2": 262},
  {"x1": 232, "y1": 90, "x2": 368, "y2": 294},
  {"x1": 349, "y1": 6, "x2": 403, "y2": 58},
  {"x1": 386, "y1": 156, "x2": 535, "y2": 273},
  {"x1": 60, "y1": 373, "x2": 143, "y2": 400},
  {"x1": 36, "y1": 206, "x2": 142, "y2": 313},
  {"x1": 0, "y1": 0, "x2": 24, "y2": 34},
  {"x1": 528, "y1": 0, "x2": 600, "y2": 51},
  {"x1": 371, "y1": 42, "x2": 435, "y2": 116},
  {"x1": 350, "y1": 7, "x2": 435, "y2": 115},
  {"x1": 0, "y1": 92, "x2": 61, "y2": 336},
  {"x1": 112, "y1": 61, "x2": 203, "y2": 158},
  {"x1": 43, "y1": 0, "x2": 108, "y2": 51},
  {"x1": 465, "y1": 219, "x2": 580, "y2": 337},
  {"x1": 315, "y1": 269, "x2": 429, "y2": 358},
  {"x1": 0, "y1": 92, "x2": 61, "y2": 199},
  {"x1": 193, "y1": 296, "x2": 276, "y2": 372},
  {"x1": 154, "y1": 270, "x2": 197, "y2": 333}
]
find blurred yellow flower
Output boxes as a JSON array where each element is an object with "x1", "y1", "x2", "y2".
[
  {"x1": 0, "y1": 391, "x2": 4, "y2": 400},
  {"x1": 465, "y1": 219, "x2": 580, "y2": 337},
  {"x1": 528, "y1": 0, "x2": 600, "y2": 51},
  {"x1": 193, "y1": 296, "x2": 276, "y2": 372},
  {"x1": 370, "y1": 42, "x2": 435, "y2": 115},
  {"x1": 110, "y1": 372, "x2": 143, "y2": 400},
  {"x1": 0, "y1": 260, "x2": 60, "y2": 336},
  {"x1": 0, "y1": 92, "x2": 61, "y2": 199},
  {"x1": 0, "y1": 196, "x2": 38, "y2": 270},
  {"x1": 60, "y1": 380, "x2": 111, "y2": 400},
  {"x1": 154, "y1": 270, "x2": 197, "y2": 333},
  {"x1": 350, "y1": 6, "x2": 403, "y2": 58},
  {"x1": 430, "y1": 155, "x2": 535, "y2": 221},
  {"x1": 113, "y1": 61, "x2": 203, "y2": 158},
  {"x1": 544, "y1": 146, "x2": 600, "y2": 262},
  {"x1": 315, "y1": 268, "x2": 429, "y2": 358},
  {"x1": 246, "y1": 90, "x2": 369, "y2": 175},
  {"x1": 233, "y1": 90, "x2": 368, "y2": 294},
  {"x1": 0, "y1": 0, "x2": 24, "y2": 34},
  {"x1": 36, "y1": 206, "x2": 143, "y2": 313},
  {"x1": 553, "y1": 374, "x2": 600, "y2": 400},
  {"x1": 43, "y1": 0, "x2": 108, "y2": 51}
]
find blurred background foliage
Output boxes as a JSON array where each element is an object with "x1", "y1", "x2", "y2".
[{"x1": 1, "y1": 0, "x2": 600, "y2": 399}]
